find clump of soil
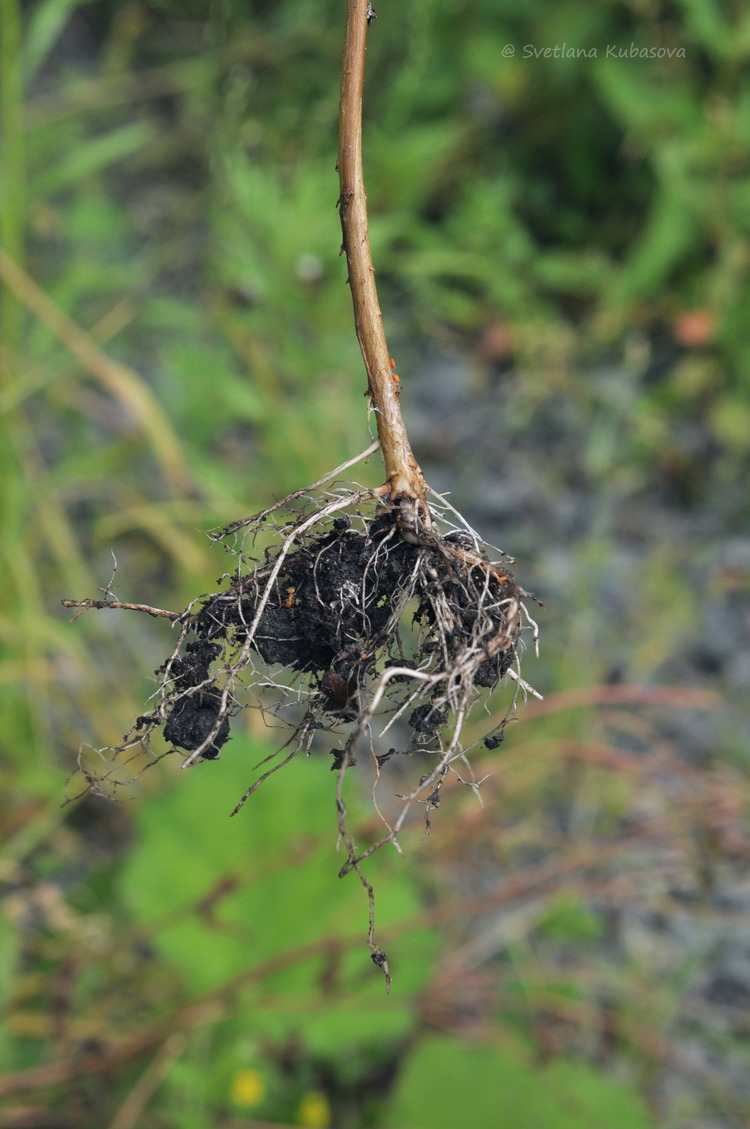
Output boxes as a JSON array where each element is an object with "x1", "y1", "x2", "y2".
[
  {"x1": 156, "y1": 504, "x2": 524, "y2": 767},
  {"x1": 196, "y1": 513, "x2": 418, "y2": 675},
  {"x1": 161, "y1": 641, "x2": 229, "y2": 759}
]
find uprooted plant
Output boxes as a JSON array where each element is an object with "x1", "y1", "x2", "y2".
[{"x1": 63, "y1": 0, "x2": 540, "y2": 986}]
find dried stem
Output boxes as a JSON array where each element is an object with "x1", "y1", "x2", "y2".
[
  {"x1": 61, "y1": 598, "x2": 181, "y2": 621},
  {"x1": 337, "y1": 0, "x2": 429, "y2": 526}
]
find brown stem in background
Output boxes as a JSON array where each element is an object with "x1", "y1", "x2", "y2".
[{"x1": 337, "y1": 0, "x2": 430, "y2": 531}]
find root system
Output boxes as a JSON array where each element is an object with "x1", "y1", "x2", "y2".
[
  {"x1": 65, "y1": 451, "x2": 540, "y2": 981},
  {"x1": 69, "y1": 449, "x2": 539, "y2": 825}
]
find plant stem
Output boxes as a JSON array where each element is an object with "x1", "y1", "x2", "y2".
[{"x1": 337, "y1": 0, "x2": 428, "y2": 513}]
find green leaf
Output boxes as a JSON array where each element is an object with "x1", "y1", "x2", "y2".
[
  {"x1": 389, "y1": 1036, "x2": 657, "y2": 1129},
  {"x1": 119, "y1": 736, "x2": 436, "y2": 1050},
  {"x1": 24, "y1": 0, "x2": 96, "y2": 79},
  {"x1": 613, "y1": 190, "x2": 698, "y2": 303},
  {"x1": 31, "y1": 121, "x2": 156, "y2": 197}
]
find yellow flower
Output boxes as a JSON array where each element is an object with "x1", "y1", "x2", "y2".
[
  {"x1": 297, "y1": 1089, "x2": 331, "y2": 1128},
  {"x1": 230, "y1": 1068, "x2": 266, "y2": 1107}
]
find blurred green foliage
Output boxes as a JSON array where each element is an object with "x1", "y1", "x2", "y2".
[
  {"x1": 390, "y1": 1035, "x2": 655, "y2": 1129},
  {"x1": 1, "y1": 0, "x2": 749, "y2": 1126}
]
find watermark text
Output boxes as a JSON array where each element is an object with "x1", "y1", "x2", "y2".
[{"x1": 500, "y1": 43, "x2": 686, "y2": 60}]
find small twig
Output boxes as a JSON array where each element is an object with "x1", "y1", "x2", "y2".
[{"x1": 61, "y1": 598, "x2": 181, "y2": 621}]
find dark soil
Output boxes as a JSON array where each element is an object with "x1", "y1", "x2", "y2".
[
  {"x1": 161, "y1": 641, "x2": 230, "y2": 758},
  {"x1": 196, "y1": 513, "x2": 419, "y2": 673},
  {"x1": 160, "y1": 508, "x2": 522, "y2": 759}
]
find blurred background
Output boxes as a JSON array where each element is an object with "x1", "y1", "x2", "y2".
[{"x1": 1, "y1": 1, "x2": 750, "y2": 1126}]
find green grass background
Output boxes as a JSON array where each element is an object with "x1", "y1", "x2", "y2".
[{"x1": 1, "y1": 1, "x2": 749, "y2": 1126}]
